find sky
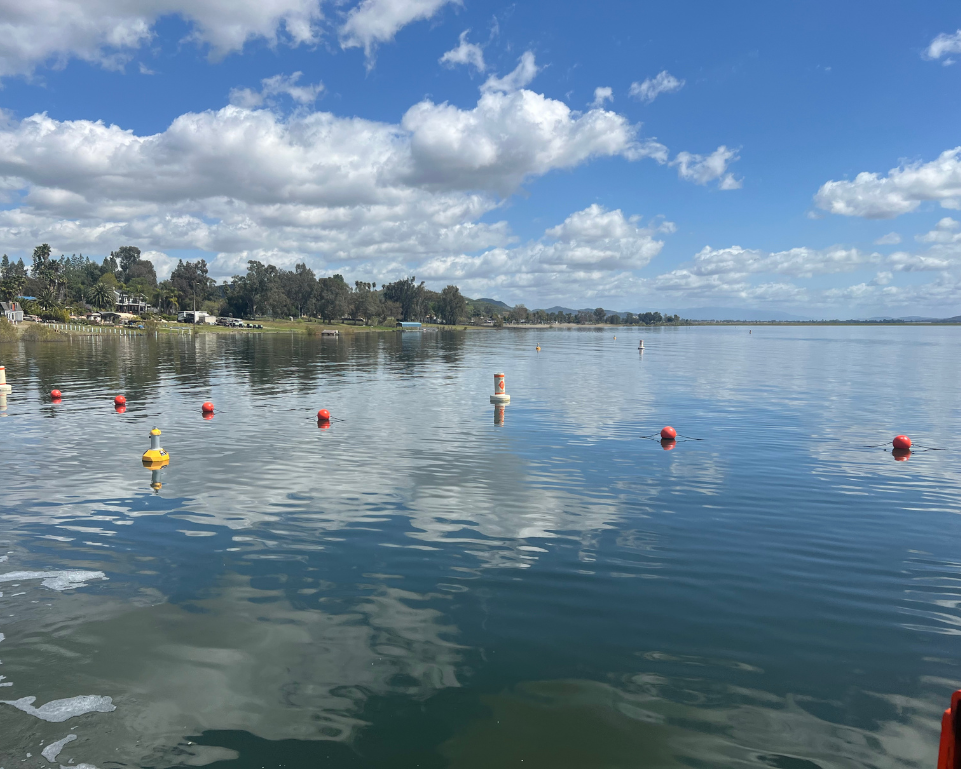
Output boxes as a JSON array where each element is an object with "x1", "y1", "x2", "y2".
[{"x1": 0, "y1": 0, "x2": 959, "y2": 318}]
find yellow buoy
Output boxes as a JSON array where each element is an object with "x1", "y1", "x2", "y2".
[
  {"x1": 536, "y1": 346, "x2": 540, "y2": 351},
  {"x1": 142, "y1": 427, "x2": 169, "y2": 467}
]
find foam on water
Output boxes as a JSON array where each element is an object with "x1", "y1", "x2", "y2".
[
  {"x1": 41, "y1": 734, "x2": 77, "y2": 761},
  {"x1": 1, "y1": 695, "x2": 116, "y2": 721},
  {"x1": 0, "y1": 571, "x2": 106, "y2": 591}
]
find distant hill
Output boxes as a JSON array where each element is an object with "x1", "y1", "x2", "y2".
[
  {"x1": 473, "y1": 297, "x2": 512, "y2": 310},
  {"x1": 542, "y1": 305, "x2": 810, "y2": 321},
  {"x1": 466, "y1": 300, "x2": 960, "y2": 323},
  {"x1": 664, "y1": 307, "x2": 812, "y2": 321}
]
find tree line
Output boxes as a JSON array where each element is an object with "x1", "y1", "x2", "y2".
[{"x1": 0, "y1": 245, "x2": 686, "y2": 326}]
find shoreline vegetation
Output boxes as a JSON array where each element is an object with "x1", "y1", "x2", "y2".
[
  {"x1": 2, "y1": 245, "x2": 958, "y2": 338},
  {"x1": 2, "y1": 316, "x2": 959, "y2": 345}
]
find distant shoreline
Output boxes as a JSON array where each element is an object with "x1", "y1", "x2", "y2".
[{"x1": 8, "y1": 318, "x2": 959, "y2": 341}]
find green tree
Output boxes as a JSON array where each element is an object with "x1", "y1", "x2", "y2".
[
  {"x1": 126, "y1": 260, "x2": 157, "y2": 288},
  {"x1": 279, "y1": 263, "x2": 317, "y2": 317},
  {"x1": 315, "y1": 275, "x2": 350, "y2": 322},
  {"x1": 351, "y1": 281, "x2": 380, "y2": 324},
  {"x1": 31, "y1": 244, "x2": 68, "y2": 304},
  {"x1": 383, "y1": 276, "x2": 426, "y2": 321},
  {"x1": 112, "y1": 246, "x2": 141, "y2": 279},
  {"x1": 170, "y1": 259, "x2": 214, "y2": 310},
  {"x1": 593, "y1": 307, "x2": 606, "y2": 323},
  {"x1": 89, "y1": 281, "x2": 115, "y2": 310},
  {"x1": 437, "y1": 284, "x2": 467, "y2": 325},
  {"x1": 0, "y1": 256, "x2": 27, "y2": 301},
  {"x1": 101, "y1": 254, "x2": 119, "y2": 279},
  {"x1": 228, "y1": 260, "x2": 278, "y2": 317},
  {"x1": 36, "y1": 286, "x2": 59, "y2": 310}
]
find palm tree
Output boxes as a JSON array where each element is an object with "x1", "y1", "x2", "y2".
[
  {"x1": 90, "y1": 282, "x2": 114, "y2": 310},
  {"x1": 37, "y1": 286, "x2": 58, "y2": 311}
]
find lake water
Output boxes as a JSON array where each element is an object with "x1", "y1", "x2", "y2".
[{"x1": 0, "y1": 325, "x2": 960, "y2": 768}]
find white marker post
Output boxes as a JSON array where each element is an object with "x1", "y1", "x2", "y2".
[
  {"x1": 490, "y1": 373, "x2": 510, "y2": 404},
  {"x1": 0, "y1": 366, "x2": 11, "y2": 394}
]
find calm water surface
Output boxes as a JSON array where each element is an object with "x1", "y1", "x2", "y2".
[{"x1": 0, "y1": 326, "x2": 960, "y2": 768}]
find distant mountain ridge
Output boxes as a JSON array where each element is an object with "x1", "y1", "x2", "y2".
[
  {"x1": 473, "y1": 297, "x2": 512, "y2": 310},
  {"x1": 544, "y1": 305, "x2": 810, "y2": 321},
  {"x1": 469, "y1": 297, "x2": 961, "y2": 323}
]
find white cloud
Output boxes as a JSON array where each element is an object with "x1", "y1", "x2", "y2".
[
  {"x1": 540, "y1": 204, "x2": 671, "y2": 270},
  {"x1": 590, "y1": 87, "x2": 613, "y2": 109},
  {"x1": 402, "y1": 81, "x2": 665, "y2": 195},
  {"x1": 924, "y1": 30, "x2": 961, "y2": 62},
  {"x1": 0, "y1": 76, "x2": 675, "y2": 291},
  {"x1": 645, "y1": 235, "x2": 961, "y2": 316},
  {"x1": 874, "y1": 232, "x2": 901, "y2": 245},
  {"x1": 915, "y1": 217, "x2": 960, "y2": 244},
  {"x1": 141, "y1": 250, "x2": 178, "y2": 279},
  {"x1": 481, "y1": 51, "x2": 540, "y2": 94},
  {"x1": 340, "y1": 0, "x2": 456, "y2": 63},
  {"x1": 413, "y1": 204, "x2": 671, "y2": 302},
  {"x1": 0, "y1": 0, "x2": 324, "y2": 77},
  {"x1": 656, "y1": 244, "x2": 879, "y2": 285},
  {"x1": 229, "y1": 72, "x2": 324, "y2": 108},
  {"x1": 878, "y1": 218, "x2": 961, "y2": 272},
  {"x1": 628, "y1": 71, "x2": 685, "y2": 103},
  {"x1": 670, "y1": 146, "x2": 741, "y2": 189},
  {"x1": 814, "y1": 147, "x2": 961, "y2": 218},
  {"x1": 439, "y1": 30, "x2": 485, "y2": 72},
  {"x1": 888, "y1": 251, "x2": 961, "y2": 272}
]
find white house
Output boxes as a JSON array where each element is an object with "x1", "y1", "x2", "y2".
[
  {"x1": 1, "y1": 301, "x2": 24, "y2": 323},
  {"x1": 113, "y1": 291, "x2": 147, "y2": 315}
]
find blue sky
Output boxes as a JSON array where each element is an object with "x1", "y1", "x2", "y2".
[{"x1": 0, "y1": 0, "x2": 959, "y2": 317}]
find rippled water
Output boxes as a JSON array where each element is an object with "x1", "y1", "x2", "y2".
[{"x1": 0, "y1": 326, "x2": 959, "y2": 768}]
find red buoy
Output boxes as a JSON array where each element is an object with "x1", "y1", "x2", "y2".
[
  {"x1": 317, "y1": 409, "x2": 330, "y2": 421},
  {"x1": 660, "y1": 426, "x2": 677, "y2": 440},
  {"x1": 50, "y1": 389, "x2": 62, "y2": 399},
  {"x1": 202, "y1": 401, "x2": 214, "y2": 413},
  {"x1": 893, "y1": 435, "x2": 911, "y2": 450},
  {"x1": 114, "y1": 395, "x2": 126, "y2": 407}
]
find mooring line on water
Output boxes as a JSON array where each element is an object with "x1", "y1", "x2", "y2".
[
  {"x1": 639, "y1": 433, "x2": 703, "y2": 442},
  {"x1": 862, "y1": 442, "x2": 945, "y2": 451}
]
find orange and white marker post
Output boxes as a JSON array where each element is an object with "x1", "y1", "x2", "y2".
[
  {"x1": 0, "y1": 365, "x2": 11, "y2": 394},
  {"x1": 490, "y1": 373, "x2": 510, "y2": 404}
]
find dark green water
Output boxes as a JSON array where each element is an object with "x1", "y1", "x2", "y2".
[{"x1": 0, "y1": 326, "x2": 959, "y2": 768}]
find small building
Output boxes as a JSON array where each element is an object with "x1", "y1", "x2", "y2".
[
  {"x1": 397, "y1": 321, "x2": 422, "y2": 330},
  {"x1": 85, "y1": 312, "x2": 103, "y2": 324},
  {"x1": 178, "y1": 311, "x2": 210, "y2": 324},
  {"x1": 1, "y1": 301, "x2": 24, "y2": 323},
  {"x1": 114, "y1": 291, "x2": 147, "y2": 315}
]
